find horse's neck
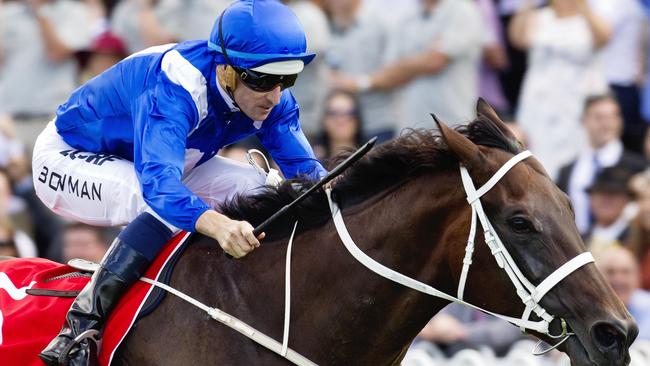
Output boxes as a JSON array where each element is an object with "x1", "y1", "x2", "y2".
[
  {"x1": 298, "y1": 173, "x2": 466, "y2": 364},
  {"x1": 168, "y1": 173, "x2": 467, "y2": 365}
]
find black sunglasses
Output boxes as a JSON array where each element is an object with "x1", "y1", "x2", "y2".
[
  {"x1": 218, "y1": 11, "x2": 298, "y2": 93},
  {"x1": 233, "y1": 67, "x2": 297, "y2": 92}
]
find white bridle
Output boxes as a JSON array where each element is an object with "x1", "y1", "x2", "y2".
[
  {"x1": 113, "y1": 150, "x2": 594, "y2": 365},
  {"x1": 325, "y1": 150, "x2": 594, "y2": 354}
]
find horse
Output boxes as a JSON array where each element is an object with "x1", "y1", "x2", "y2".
[{"x1": 13, "y1": 101, "x2": 639, "y2": 365}]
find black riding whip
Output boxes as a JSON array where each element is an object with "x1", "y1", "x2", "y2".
[{"x1": 252, "y1": 136, "x2": 377, "y2": 237}]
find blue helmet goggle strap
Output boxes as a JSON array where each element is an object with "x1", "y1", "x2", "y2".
[{"x1": 215, "y1": 10, "x2": 298, "y2": 93}]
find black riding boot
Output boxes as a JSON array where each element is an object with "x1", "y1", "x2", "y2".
[{"x1": 38, "y1": 241, "x2": 150, "y2": 366}]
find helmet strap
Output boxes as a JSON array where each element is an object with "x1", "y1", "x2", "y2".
[
  {"x1": 218, "y1": 10, "x2": 236, "y2": 70},
  {"x1": 216, "y1": 8, "x2": 239, "y2": 98}
]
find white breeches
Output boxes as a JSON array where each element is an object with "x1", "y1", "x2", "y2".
[{"x1": 32, "y1": 121, "x2": 267, "y2": 230}]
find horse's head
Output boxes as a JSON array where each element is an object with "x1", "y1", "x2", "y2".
[{"x1": 435, "y1": 99, "x2": 638, "y2": 366}]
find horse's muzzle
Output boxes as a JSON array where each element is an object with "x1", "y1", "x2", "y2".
[{"x1": 590, "y1": 318, "x2": 638, "y2": 365}]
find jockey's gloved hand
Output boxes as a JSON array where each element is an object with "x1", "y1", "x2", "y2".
[{"x1": 195, "y1": 210, "x2": 265, "y2": 258}]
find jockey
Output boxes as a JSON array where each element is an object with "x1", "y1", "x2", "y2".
[{"x1": 33, "y1": 1, "x2": 326, "y2": 365}]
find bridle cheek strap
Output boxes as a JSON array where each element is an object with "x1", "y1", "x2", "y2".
[{"x1": 457, "y1": 150, "x2": 594, "y2": 336}]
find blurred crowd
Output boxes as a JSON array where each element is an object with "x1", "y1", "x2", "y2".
[{"x1": 2, "y1": 0, "x2": 650, "y2": 363}]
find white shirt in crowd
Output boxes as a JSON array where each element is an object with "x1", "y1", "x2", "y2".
[
  {"x1": 497, "y1": 0, "x2": 546, "y2": 16},
  {"x1": 591, "y1": 0, "x2": 645, "y2": 86},
  {"x1": 0, "y1": 134, "x2": 23, "y2": 168},
  {"x1": 590, "y1": 212, "x2": 632, "y2": 246},
  {"x1": 156, "y1": 0, "x2": 232, "y2": 42},
  {"x1": 362, "y1": 0, "x2": 420, "y2": 27},
  {"x1": 516, "y1": 7, "x2": 607, "y2": 179},
  {"x1": 0, "y1": 0, "x2": 92, "y2": 116},
  {"x1": 326, "y1": 2, "x2": 398, "y2": 135},
  {"x1": 13, "y1": 230, "x2": 37, "y2": 258},
  {"x1": 391, "y1": 0, "x2": 483, "y2": 129},
  {"x1": 287, "y1": 0, "x2": 331, "y2": 136}
]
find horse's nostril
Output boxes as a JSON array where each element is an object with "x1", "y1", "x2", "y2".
[
  {"x1": 592, "y1": 322, "x2": 626, "y2": 354},
  {"x1": 595, "y1": 325, "x2": 618, "y2": 347}
]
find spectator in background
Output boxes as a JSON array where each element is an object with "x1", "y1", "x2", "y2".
[
  {"x1": 641, "y1": 0, "x2": 650, "y2": 127},
  {"x1": 8, "y1": 151, "x2": 63, "y2": 258},
  {"x1": 322, "y1": 0, "x2": 397, "y2": 142},
  {"x1": 283, "y1": 0, "x2": 331, "y2": 137},
  {"x1": 0, "y1": 114, "x2": 63, "y2": 257},
  {"x1": 0, "y1": 229, "x2": 18, "y2": 257},
  {"x1": 628, "y1": 171, "x2": 650, "y2": 291},
  {"x1": 413, "y1": 303, "x2": 524, "y2": 357},
  {"x1": 0, "y1": 169, "x2": 36, "y2": 257},
  {"x1": 362, "y1": 0, "x2": 419, "y2": 27},
  {"x1": 584, "y1": 166, "x2": 635, "y2": 255},
  {"x1": 312, "y1": 90, "x2": 363, "y2": 161},
  {"x1": 591, "y1": 0, "x2": 646, "y2": 154},
  {"x1": 2, "y1": 153, "x2": 33, "y2": 240},
  {"x1": 77, "y1": 31, "x2": 127, "y2": 82},
  {"x1": 0, "y1": 0, "x2": 92, "y2": 148},
  {"x1": 60, "y1": 222, "x2": 109, "y2": 263},
  {"x1": 332, "y1": 0, "x2": 484, "y2": 131},
  {"x1": 157, "y1": 0, "x2": 231, "y2": 41},
  {"x1": 510, "y1": 0, "x2": 610, "y2": 178},
  {"x1": 597, "y1": 246, "x2": 650, "y2": 341},
  {"x1": 644, "y1": 127, "x2": 650, "y2": 163},
  {"x1": 494, "y1": 0, "x2": 546, "y2": 115},
  {"x1": 110, "y1": 0, "x2": 177, "y2": 53},
  {"x1": 476, "y1": 0, "x2": 509, "y2": 114},
  {"x1": 84, "y1": 0, "x2": 108, "y2": 27},
  {"x1": 0, "y1": 115, "x2": 25, "y2": 169},
  {"x1": 557, "y1": 95, "x2": 646, "y2": 236}
]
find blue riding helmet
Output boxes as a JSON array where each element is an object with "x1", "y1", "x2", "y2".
[{"x1": 207, "y1": 0, "x2": 315, "y2": 75}]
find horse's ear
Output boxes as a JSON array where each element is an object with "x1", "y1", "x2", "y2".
[
  {"x1": 476, "y1": 98, "x2": 516, "y2": 139},
  {"x1": 431, "y1": 114, "x2": 481, "y2": 166}
]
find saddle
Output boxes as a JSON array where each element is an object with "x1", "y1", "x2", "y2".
[{"x1": 0, "y1": 232, "x2": 192, "y2": 366}]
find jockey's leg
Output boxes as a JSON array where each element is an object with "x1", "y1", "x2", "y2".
[
  {"x1": 32, "y1": 121, "x2": 147, "y2": 227},
  {"x1": 33, "y1": 122, "x2": 177, "y2": 365},
  {"x1": 39, "y1": 212, "x2": 173, "y2": 366}
]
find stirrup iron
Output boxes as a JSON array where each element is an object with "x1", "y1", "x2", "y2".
[{"x1": 57, "y1": 329, "x2": 101, "y2": 364}]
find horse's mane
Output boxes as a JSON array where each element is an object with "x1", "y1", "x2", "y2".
[{"x1": 219, "y1": 116, "x2": 523, "y2": 240}]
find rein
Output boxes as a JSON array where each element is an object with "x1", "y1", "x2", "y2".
[{"x1": 121, "y1": 150, "x2": 593, "y2": 365}]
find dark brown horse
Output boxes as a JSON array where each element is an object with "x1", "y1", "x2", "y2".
[{"x1": 110, "y1": 101, "x2": 636, "y2": 365}]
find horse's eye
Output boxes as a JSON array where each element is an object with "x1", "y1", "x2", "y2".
[{"x1": 508, "y1": 217, "x2": 535, "y2": 234}]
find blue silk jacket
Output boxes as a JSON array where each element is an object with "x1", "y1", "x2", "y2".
[{"x1": 55, "y1": 40, "x2": 326, "y2": 231}]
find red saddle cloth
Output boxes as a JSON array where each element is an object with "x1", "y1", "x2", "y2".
[{"x1": 0, "y1": 232, "x2": 190, "y2": 366}]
